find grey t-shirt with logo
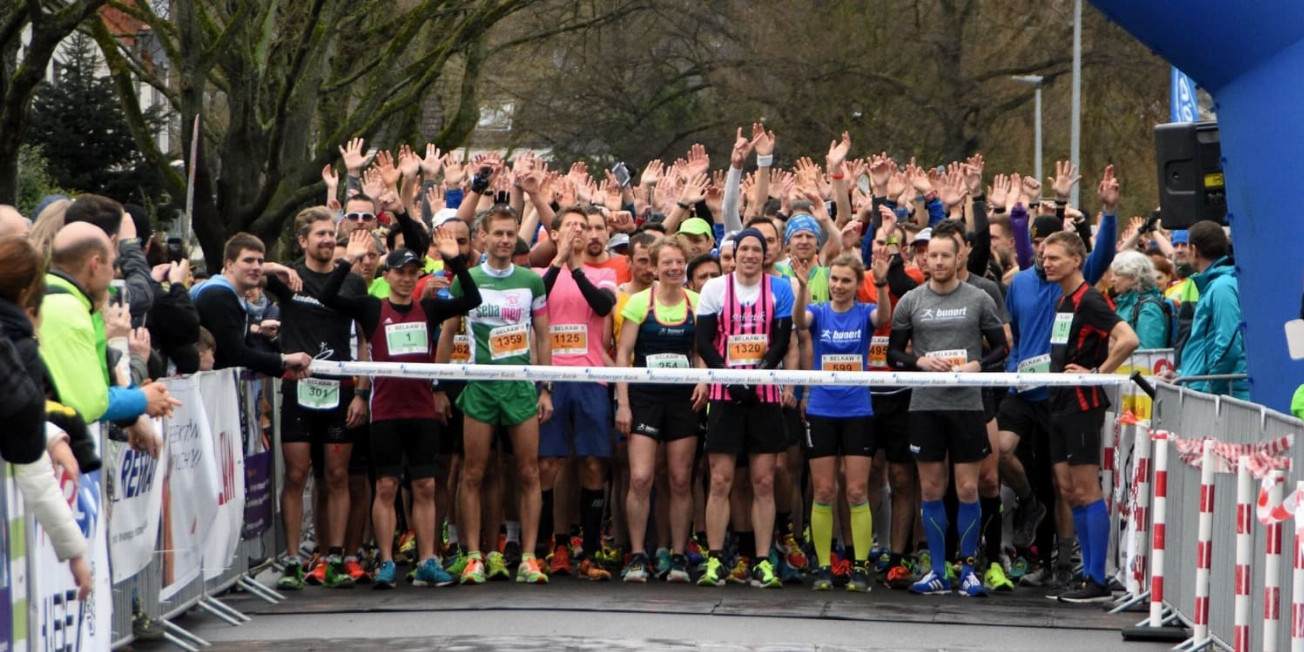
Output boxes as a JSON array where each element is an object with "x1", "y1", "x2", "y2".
[{"x1": 891, "y1": 280, "x2": 1003, "y2": 412}]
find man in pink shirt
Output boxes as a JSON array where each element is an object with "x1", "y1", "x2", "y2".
[{"x1": 535, "y1": 206, "x2": 618, "y2": 580}]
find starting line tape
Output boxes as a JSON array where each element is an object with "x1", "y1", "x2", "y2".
[{"x1": 310, "y1": 361, "x2": 1132, "y2": 388}]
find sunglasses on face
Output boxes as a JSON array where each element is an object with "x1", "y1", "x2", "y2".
[{"x1": 345, "y1": 212, "x2": 376, "y2": 222}]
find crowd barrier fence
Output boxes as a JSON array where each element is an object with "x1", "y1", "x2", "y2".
[
  {"x1": 1115, "y1": 379, "x2": 1304, "y2": 652},
  {"x1": 0, "y1": 368, "x2": 284, "y2": 651}
]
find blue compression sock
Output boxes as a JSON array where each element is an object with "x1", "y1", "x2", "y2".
[
  {"x1": 1071, "y1": 504, "x2": 1089, "y2": 575},
  {"x1": 921, "y1": 500, "x2": 949, "y2": 575},
  {"x1": 957, "y1": 500, "x2": 981, "y2": 567},
  {"x1": 1086, "y1": 499, "x2": 1109, "y2": 585}
]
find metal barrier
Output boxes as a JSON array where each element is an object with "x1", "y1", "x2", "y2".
[{"x1": 1122, "y1": 382, "x2": 1304, "y2": 651}]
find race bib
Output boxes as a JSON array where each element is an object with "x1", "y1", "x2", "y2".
[
  {"x1": 1017, "y1": 354, "x2": 1051, "y2": 374},
  {"x1": 726, "y1": 333, "x2": 767, "y2": 367},
  {"x1": 385, "y1": 322, "x2": 429, "y2": 356},
  {"x1": 869, "y1": 335, "x2": 890, "y2": 369},
  {"x1": 930, "y1": 348, "x2": 969, "y2": 369},
  {"x1": 1051, "y1": 312, "x2": 1074, "y2": 345},
  {"x1": 646, "y1": 353, "x2": 690, "y2": 369},
  {"x1": 451, "y1": 334, "x2": 471, "y2": 363},
  {"x1": 821, "y1": 354, "x2": 863, "y2": 372},
  {"x1": 550, "y1": 324, "x2": 588, "y2": 356},
  {"x1": 1015, "y1": 353, "x2": 1051, "y2": 392},
  {"x1": 297, "y1": 378, "x2": 340, "y2": 411},
  {"x1": 489, "y1": 323, "x2": 529, "y2": 360}
]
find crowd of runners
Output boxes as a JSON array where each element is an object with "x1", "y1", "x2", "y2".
[{"x1": 0, "y1": 123, "x2": 1247, "y2": 609}]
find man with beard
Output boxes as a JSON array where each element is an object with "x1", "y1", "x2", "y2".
[{"x1": 263, "y1": 207, "x2": 370, "y2": 590}]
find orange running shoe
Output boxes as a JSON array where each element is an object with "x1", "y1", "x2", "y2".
[
  {"x1": 344, "y1": 559, "x2": 371, "y2": 584},
  {"x1": 548, "y1": 543, "x2": 572, "y2": 576},
  {"x1": 304, "y1": 558, "x2": 327, "y2": 586},
  {"x1": 577, "y1": 559, "x2": 611, "y2": 581}
]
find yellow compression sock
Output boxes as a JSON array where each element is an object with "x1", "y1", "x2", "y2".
[
  {"x1": 811, "y1": 501, "x2": 834, "y2": 568},
  {"x1": 850, "y1": 501, "x2": 874, "y2": 563}
]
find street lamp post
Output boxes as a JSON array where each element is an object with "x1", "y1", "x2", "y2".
[{"x1": 1012, "y1": 75, "x2": 1044, "y2": 198}]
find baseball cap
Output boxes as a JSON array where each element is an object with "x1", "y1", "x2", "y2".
[
  {"x1": 607, "y1": 233, "x2": 630, "y2": 251},
  {"x1": 1171, "y1": 229, "x2": 1189, "y2": 245},
  {"x1": 432, "y1": 208, "x2": 460, "y2": 228},
  {"x1": 385, "y1": 248, "x2": 421, "y2": 269},
  {"x1": 911, "y1": 228, "x2": 932, "y2": 245},
  {"x1": 678, "y1": 217, "x2": 713, "y2": 237}
]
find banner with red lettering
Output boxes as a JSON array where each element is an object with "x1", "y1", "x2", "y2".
[
  {"x1": 107, "y1": 434, "x2": 167, "y2": 582},
  {"x1": 158, "y1": 375, "x2": 219, "y2": 601},
  {"x1": 199, "y1": 371, "x2": 245, "y2": 581}
]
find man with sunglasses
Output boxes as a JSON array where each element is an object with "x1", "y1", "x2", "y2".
[{"x1": 338, "y1": 194, "x2": 380, "y2": 237}]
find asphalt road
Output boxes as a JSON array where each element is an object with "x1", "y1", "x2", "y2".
[{"x1": 133, "y1": 570, "x2": 1177, "y2": 652}]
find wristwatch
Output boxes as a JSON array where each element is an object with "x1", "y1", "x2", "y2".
[{"x1": 539, "y1": 381, "x2": 554, "y2": 393}]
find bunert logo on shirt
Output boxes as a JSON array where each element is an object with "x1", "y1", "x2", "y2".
[{"x1": 920, "y1": 307, "x2": 967, "y2": 321}]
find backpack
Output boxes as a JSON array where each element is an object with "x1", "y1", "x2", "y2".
[{"x1": 1130, "y1": 294, "x2": 1179, "y2": 349}]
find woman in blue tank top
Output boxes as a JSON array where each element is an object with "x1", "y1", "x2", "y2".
[{"x1": 792, "y1": 250, "x2": 891, "y2": 591}]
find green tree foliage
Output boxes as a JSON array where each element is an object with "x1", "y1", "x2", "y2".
[
  {"x1": 28, "y1": 32, "x2": 167, "y2": 206},
  {"x1": 14, "y1": 145, "x2": 73, "y2": 216}
]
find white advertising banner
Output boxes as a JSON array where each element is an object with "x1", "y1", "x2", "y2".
[
  {"x1": 158, "y1": 376, "x2": 219, "y2": 601},
  {"x1": 106, "y1": 433, "x2": 166, "y2": 583},
  {"x1": 198, "y1": 370, "x2": 246, "y2": 581},
  {"x1": 29, "y1": 469, "x2": 111, "y2": 652}
]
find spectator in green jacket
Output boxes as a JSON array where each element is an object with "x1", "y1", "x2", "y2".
[{"x1": 1111, "y1": 251, "x2": 1170, "y2": 349}]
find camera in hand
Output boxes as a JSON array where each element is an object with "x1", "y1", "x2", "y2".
[
  {"x1": 166, "y1": 237, "x2": 186, "y2": 264},
  {"x1": 470, "y1": 166, "x2": 494, "y2": 194}
]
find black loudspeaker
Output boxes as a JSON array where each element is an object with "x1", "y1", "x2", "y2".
[{"x1": 1154, "y1": 121, "x2": 1227, "y2": 228}]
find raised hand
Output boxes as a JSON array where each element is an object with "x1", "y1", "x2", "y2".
[
  {"x1": 963, "y1": 154, "x2": 984, "y2": 196},
  {"x1": 640, "y1": 159, "x2": 663, "y2": 186},
  {"x1": 345, "y1": 229, "x2": 372, "y2": 262},
  {"x1": 424, "y1": 184, "x2": 446, "y2": 214},
  {"x1": 442, "y1": 151, "x2": 466, "y2": 189},
  {"x1": 939, "y1": 169, "x2": 967, "y2": 208},
  {"x1": 128, "y1": 327, "x2": 151, "y2": 359},
  {"x1": 420, "y1": 143, "x2": 443, "y2": 178},
  {"x1": 602, "y1": 179, "x2": 623, "y2": 210},
  {"x1": 433, "y1": 224, "x2": 460, "y2": 260},
  {"x1": 1021, "y1": 174, "x2": 1042, "y2": 202},
  {"x1": 752, "y1": 122, "x2": 775, "y2": 158},
  {"x1": 909, "y1": 164, "x2": 934, "y2": 195},
  {"x1": 397, "y1": 144, "x2": 421, "y2": 179},
  {"x1": 846, "y1": 157, "x2": 867, "y2": 186},
  {"x1": 679, "y1": 172, "x2": 709, "y2": 205},
  {"x1": 686, "y1": 143, "x2": 710, "y2": 177},
  {"x1": 887, "y1": 169, "x2": 907, "y2": 200},
  {"x1": 871, "y1": 247, "x2": 891, "y2": 280},
  {"x1": 878, "y1": 204, "x2": 898, "y2": 237},
  {"x1": 790, "y1": 255, "x2": 812, "y2": 286},
  {"x1": 362, "y1": 167, "x2": 385, "y2": 199},
  {"x1": 826, "y1": 131, "x2": 851, "y2": 176},
  {"x1": 1097, "y1": 164, "x2": 1119, "y2": 212},
  {"x1": 1008, "y1": 173, "x2": 1024, "y2": 208},
  {"x1": 375, "y1": 150, "x2": 401, "y2": 189},
  {"x1": 1051, "y1": 160, "x2": 1081, "y2": 201},
  {"x1": 868, "y1": 153, "x2": 893, "y2": 195},
  {"x1": 322, "y1": 163, "x2": 339, "y2": 191},
  {"x1": 730, "y1": 127, "x2": 754, "y2": 168},
  {"x1": 339, "y1": 137, "x2": 371, "y2": 174}
]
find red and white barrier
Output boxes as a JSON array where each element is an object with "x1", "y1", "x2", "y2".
[
  {"x1": 1148, "y1": 430, "x2": 1171, "y2": 628},
  {"x1": 1292, "y1": 482, "x2": 1304, "y2": 652},
  {"x1": 1193, "y1": 440, "x2": 1216, "y2": 645},
  {"x1": 1129, "y1": 424, "x2": 1153, "y2": 596},
  {"x1": 1263, "y1": 472, "x2": 1286, "y2": 652},
  {"x1": 1235, "y1": 455, "x2": 1253, "y2": 652}
]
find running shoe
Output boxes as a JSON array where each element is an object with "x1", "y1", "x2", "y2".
[
  {"x1": 548, "y1": 544, "x2": 572, "y2": 576},
  {"x1": 1013, "y1": 496, "x2": 1046, "y2": 550},
  {"x1": 831, "y1": 554, "x2": 852, "y2": 588},
  {"x1": 486, "y1": 551, "x2": 511, "y2": 581},
  {"x1": 131, "y1": 598, "x2": 164, "y2": 641},
  {"x1": 1008, "y1": 555, "x2": 1030, "y2": 581},
  {"x1": 373, "y1": 560, "x2": 397, "y2": 589},
  {"x1": 1059, "y1": 579, "x2": 1112, "y2": 604},
  {"x1": 414, "y1": 558, "x2": 456, "y2": 587},
  {"x1": 460, "y1": 557, "x2": 486, "y2": 585},
  {"x1": 344, "y1": 558, "x2": 371, "y2": 584},
  {"x1": 728, "y1": 555, "x2": 751, "y2": 584},
  {"x1": 666, "y1": 554, "x2": 692, "y2": 584},
  {"x1": 654, "y1": 548, "x2": 672, "y2": 579},
  {"x1": 959, "y1": 568, "x2": 988, "y2": 597},
  {"x1": 570, "y1": 535, "x2": 585, "y2": 560},
  {"x1": 396, "y1": 530, "x2": 417, "y2": 564},
  {"x1": 783, "y1": 534, "x2": 809, "y2": 570},
  {"x1": 777, "y1": 555, "x2": 805, "y2": 585},
  {"x1": 697, "y1": 556, "x2": 727, "y2": 587},
  {"x1": 624, "y1": 553, "x2": 650, "y2": 583},
  {"x1": 812, "y1": 566, "x2": 834, "y2": 591},
  {"x1": 1043, "y1": 566, "x2": 1081, "y2": 600},
  {"x1": 304, "y1": 559, "x2": 327, "y2": 586},
  {"x1": 847, "y1": 563, "x2": 872, "y2": 593},
  {"x1": 885, "y1": 563, "x2": 915, "y2": 590},
  {"x1": 444, "y1": 549, "x2": 469, "y2": 576},
  {"x1": 578, "y1": 558, "x2": 612, "y2": 581},
  {"x1": 984, "y1": 562, "x2": 1015, "y2": 592},
  {"x1": 1019, "y1": 564, "x2": 1052, "y2": 587},
  {"x1": 873, "y1": 550, "x2": 892, "y2": 576},
  {"x1": 503, "y1": 540, "x2": 523, "y2": 569},
  {"x1": 909, "y1": 570, "x2": 951, "y2": 595},
  {"x1": 518, "y1": 557, "x2": 549, "y2": 584},
  {"x1": 916, "y1": 550, "x2": 932, "y2": 577},
  {"x1": 277, "y1": 561, "x2": 305, "y2": 590},
  {"x1": 686, "y1": 537, "x2": 706, "y2": 566},
  {"x1": 324, "y1": 560, "x2": 355, "y2": 588},
  {"x1": 750, "y1": 559, "x2": 782, "y2": 589}
]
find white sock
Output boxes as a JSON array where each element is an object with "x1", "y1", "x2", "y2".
[
  {"x1": 448, "y1": 524, "x2": 460, "y2": 545},
  {"x1": 506, "y1": 521, "x2": 521, "y2": 544}
]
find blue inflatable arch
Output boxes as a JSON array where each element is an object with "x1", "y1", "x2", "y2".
[{"x1": 1090, "y1": 0, "x2": 1304, "y2": 410}]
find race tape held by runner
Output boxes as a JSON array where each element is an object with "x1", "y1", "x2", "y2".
[{"x1": 309, "y1": 360, "x2": 1133, "y2": 388}]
